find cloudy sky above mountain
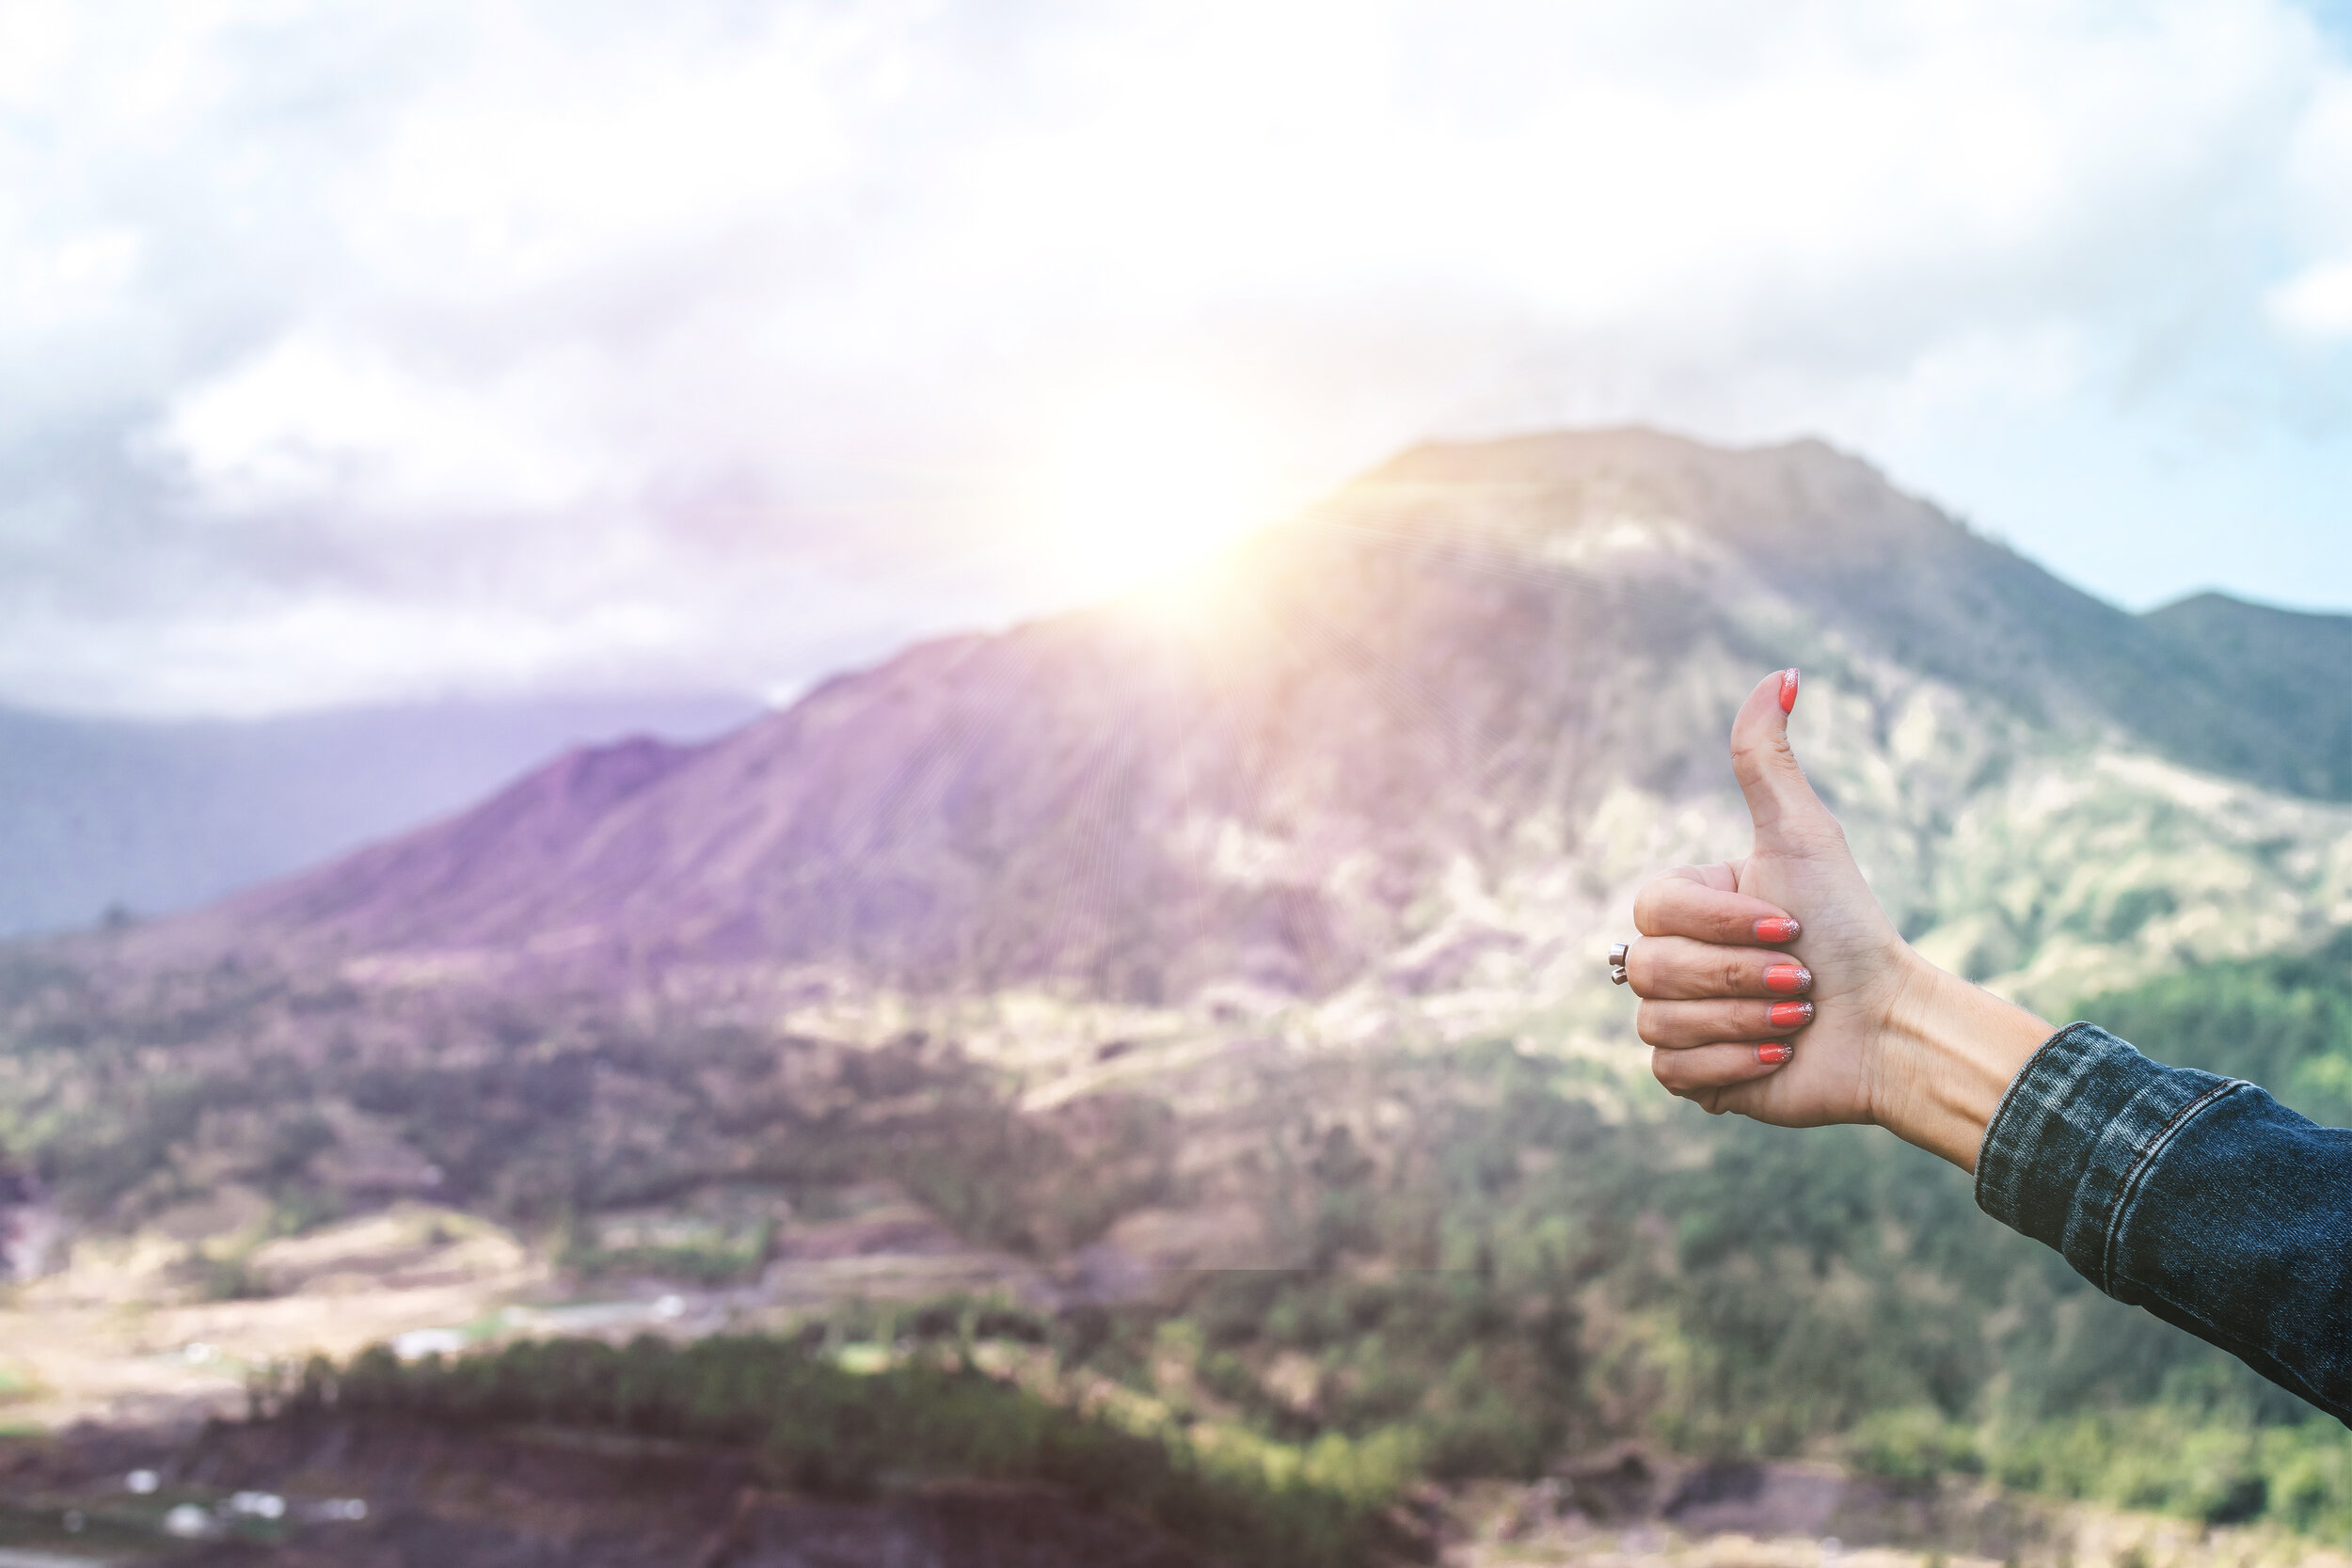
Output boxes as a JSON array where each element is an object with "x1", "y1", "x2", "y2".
[{"x1": 6, "y1": 0, "x2": 2352, "y2": 716}]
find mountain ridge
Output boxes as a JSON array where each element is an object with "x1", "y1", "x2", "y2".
[
  {"x1": 79, "y1": 427, "x2": 2352, "y2": 1033},
  {"x1": 1365, "y1": 429, "x2": 2352, "y2": 796}
]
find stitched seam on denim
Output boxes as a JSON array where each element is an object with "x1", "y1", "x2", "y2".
[
  {"x1": 1976, "y1": 1022, "x2": 2101, "y2": 1222},
  {"x1": 2096, "y1": 1079, "x2": 2243, "y2": 1296}
]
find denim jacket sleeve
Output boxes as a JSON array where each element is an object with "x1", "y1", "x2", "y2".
[{"x1": 1975, "y1": 1022, "x2": 2352, "y2": 1424}]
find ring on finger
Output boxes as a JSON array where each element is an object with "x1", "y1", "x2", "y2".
[{"x1": 1609, "y1": 941, "x2": 1631, "y2": 986}]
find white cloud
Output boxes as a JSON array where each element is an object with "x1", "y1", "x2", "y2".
[
  {"x1": 1, "y1": 0, "x2": 2350, "y2": 715},
  {"x1": 2272, "y1": 71, "x2": 2352, "y2": 336},
  {"x1": 2270, "y1": 260, "x2": 2352, "y2": 335},
  {"x1": 162, "y1": 334, "x2": 619, "y2": 516}
]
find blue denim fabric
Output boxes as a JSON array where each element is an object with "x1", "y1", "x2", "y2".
[{"x1": 1976, "y1": 1022, "x2": 2352, "y2": 1424}]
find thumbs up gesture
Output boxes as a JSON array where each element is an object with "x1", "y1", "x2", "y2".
[{"x1": 1624, "y1": 670, "x2": 2050, "y2": 1164}]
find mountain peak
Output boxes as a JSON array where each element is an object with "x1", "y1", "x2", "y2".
[
  {"x1": 1331, "y1": 425, "x2": 1955, "y2": 567},
  {"x1": 1369, "y1": 424, "x2": 1862, "y2": 483}
]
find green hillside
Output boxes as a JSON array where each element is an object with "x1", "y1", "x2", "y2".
[
  {"x1": 2143, "y1": 594, "x2": 2352, "y2": 800},
  {"x1": 971, "y1": 941, "x2": 2352, "y2": 1538}
]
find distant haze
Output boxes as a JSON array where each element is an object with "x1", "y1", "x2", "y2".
[
  {"x1": 2, "y1": 1, "x2": 2350, "y2": 719},
  {"x1": 0, "y1": 693, "x2": 758, "y2": 939}
]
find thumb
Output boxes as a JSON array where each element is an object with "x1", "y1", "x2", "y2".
[{"x1": 1729, "y1": 669, "x2": 1835, "y2": 845}]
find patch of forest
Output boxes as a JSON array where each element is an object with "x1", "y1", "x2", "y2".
[{"x1": 259, "y1": 1331, "x2": 1418, "y2": 1567}]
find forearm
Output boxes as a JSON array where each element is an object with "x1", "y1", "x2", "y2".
[
  {"x1": 1872, "y1": 968, "x2": 2352, "y2": 1418},
  {"x1": 1872, "y1": 950, "x2": 2055, "y2": 1171},
  {"x1": 1971, "y1": 1022, "x2": 2352, "y2": 1423}
]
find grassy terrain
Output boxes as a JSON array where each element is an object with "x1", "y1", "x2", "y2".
[
  {"x1": 0, "y1": 956, "x2": 1172, "y2": 1256},
  {"x1": 8, "y1": 934, "x2": 2352, "y2": 1546}
]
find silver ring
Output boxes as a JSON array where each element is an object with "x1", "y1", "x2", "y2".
[{"x1": 1609, "y1": 941, "x2": 1630, "y2": 986}]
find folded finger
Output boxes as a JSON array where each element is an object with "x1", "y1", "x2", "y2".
[
  {"x1": 1652, "y1": 1040, "x2": 1794, "y2": 1100},
  {"x1": 1659, "y1": 861, "x2": 1741, "y2": 894},
  {"x1": 1634, "y1": 875, "x2": 1799, "y2": 946},
  {"x1": 1639, "y1": 997, "x2": 1813, "y2": 1049},
  {"x1": 1624, "y1": 936, "x2": 1812, "y2": 1001}
]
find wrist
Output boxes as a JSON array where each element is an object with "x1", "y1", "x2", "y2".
[{"x1": 1871, "y1": 948, "x2": 2054, "y2": 1171}]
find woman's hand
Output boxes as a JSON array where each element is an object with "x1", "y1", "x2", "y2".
[{"x1": 1624, "y1": 670, "x2": 2055, "y2": 1169}]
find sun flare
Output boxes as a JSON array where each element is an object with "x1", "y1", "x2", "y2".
[{"x1": 1022, "y1": 382, "x2": 1284, "y2": 607}]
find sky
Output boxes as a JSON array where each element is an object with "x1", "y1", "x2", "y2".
[{"x1": 5, "y1": 0, "x2": 2352, "y2": 718}]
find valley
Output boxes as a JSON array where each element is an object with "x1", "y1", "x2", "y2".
[{"x1": 4, "y1": 430, "x2": 2352, "y2": 1563}]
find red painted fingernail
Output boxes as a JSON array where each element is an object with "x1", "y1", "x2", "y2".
[
  {"x1": 1779, "y1": 668, "x2": 1800, "y2": 715},
  {"x1": 1756, "y1": 1042, "x2": 1793, "y2": 1065},
  {"x1": 1768, "y1": 1000, "x2": 1813, "y2": 1028},
  {"x1": 1754, "y1": 916, "x2": 1801, "y2": 943},
  {"x1": 1764, "y1": 964, "x2": 1811, "y2": 994}
]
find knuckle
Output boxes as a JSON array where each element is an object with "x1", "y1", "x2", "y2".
[{"x1": 1729, "y1": 734, "x2": 1794, "y2": 784}]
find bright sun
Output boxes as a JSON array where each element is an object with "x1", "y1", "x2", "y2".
[{"x1": 1024, "y1": 382, "x2": 1282, "y2": 604}]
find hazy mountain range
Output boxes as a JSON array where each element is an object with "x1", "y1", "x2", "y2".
[{"x1": 0, "y1": 694, "x2": 758, "y2": 941}]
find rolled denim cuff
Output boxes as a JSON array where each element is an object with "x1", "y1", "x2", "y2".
[{"x1": 1974, "y1": 1022, "x2": 2243, "y2": 1293}]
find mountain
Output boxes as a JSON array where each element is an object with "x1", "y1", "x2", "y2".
[
  {"x1": 2143, "y1": 591, "x2": 2352, "y2": 796},
  {"x1": 118, "y1": 427, "x2": 2352, "y2": 1022},
  {"x1": 8, "y1": 429, "x2": 2352, "y2": 1520},
  {"x1": 0, "y1": 693, "x2": 759, "y2": 940}
]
